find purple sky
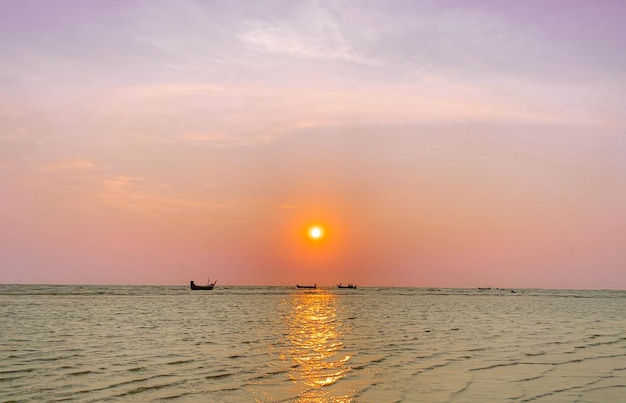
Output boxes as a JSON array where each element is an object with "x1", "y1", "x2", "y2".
[{"x1": 1, "y1": 0, "x2": 625, "y2": 288}]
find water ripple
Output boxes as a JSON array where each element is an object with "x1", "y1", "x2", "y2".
[{"x1": 1, "y1": 286, "x2": 626, "y2": 401}]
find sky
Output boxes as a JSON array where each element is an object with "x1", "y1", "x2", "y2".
[{"x1": 1, "y1": 0, "x2": 625, "y2": 288}]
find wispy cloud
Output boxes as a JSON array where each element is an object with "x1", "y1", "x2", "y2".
[
  {"x1": 239, "y1": 2, "x2": 379, "y2": 66},
  {"x1": 97, "y1": 175, "x2": 230, "y2": 215},
  {"x1": 240, "y1": 22, "x2": 377, "y2": 66}
]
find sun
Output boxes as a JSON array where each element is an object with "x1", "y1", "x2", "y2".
[{"x1": 308, "y1": 225, "x2": 325, "y2": 240}]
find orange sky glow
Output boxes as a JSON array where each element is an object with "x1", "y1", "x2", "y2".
[{"x1": 1, "y1": 1, "x2": 626, "y2": 288}]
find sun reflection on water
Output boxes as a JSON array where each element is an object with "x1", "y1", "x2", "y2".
[{"x1": 282, "y1": 290, "x2": 353, "y2": 402}]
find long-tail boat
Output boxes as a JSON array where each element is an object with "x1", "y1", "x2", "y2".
[{"x1": 190, "y1": 280, "x2": 216, "y2": 290}]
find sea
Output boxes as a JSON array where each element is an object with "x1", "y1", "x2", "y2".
[{"x1": 1, "y1": 285, "x2": 626, "y2": 402}]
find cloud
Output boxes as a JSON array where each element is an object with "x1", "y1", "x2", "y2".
[
  {"x1": 98, "y1": 75, "x2": 614, "y2": 153},
  {"x1": 239, "y1": 2, "x2": 379, "y2": 66},
  {"x1": 240, "y1": 22, "x2": 376, "y2": 65},
  {"x1": 97, "y1": 175, "x2": 230, "y2": 215}
]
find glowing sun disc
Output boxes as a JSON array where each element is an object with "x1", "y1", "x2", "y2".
[{"x1": 308, "y1": 226, "x2": 324, "y2": 239}]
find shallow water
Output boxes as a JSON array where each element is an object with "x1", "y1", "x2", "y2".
[{"x1": 1, "y1": 285, "x2": 626, "y2": 402}]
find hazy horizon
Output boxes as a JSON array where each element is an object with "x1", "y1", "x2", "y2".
[
  {"x1": 2, "y1": 1, "x2": 625, "y2": 289},
  {"x1": 3, "y1": 284, "x2": 626, "y2": 292}
]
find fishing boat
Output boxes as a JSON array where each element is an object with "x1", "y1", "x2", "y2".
[
  {"x1": 296, "y1": 284, "x2": 316, "y2": 289},
  {"x1": 190, "y1": 279, "x2": 216, "y2": 290},
  {"x1": 338, "y1": 283, "x2": 357, "y2": 289}
]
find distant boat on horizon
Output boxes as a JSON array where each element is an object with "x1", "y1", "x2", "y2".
[
  {"x1": 477, "y1": 287, "x2": 517, "y2": 294},
  {"x1": 338, "y1": 283, "x2": 357, "y2": 289},
  {"x1": 296, "y1": 284, "x2": 316, "y2": 289},
  {"x1": 190, "y1": 279, "x2": 216, "y2": 290}
]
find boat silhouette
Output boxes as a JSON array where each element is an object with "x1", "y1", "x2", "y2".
[{"x1": 190, "y1": 279, "x2": 216, "y2": 290}]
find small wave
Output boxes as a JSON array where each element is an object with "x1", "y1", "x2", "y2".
[
  {"x1": 24, "y1": 354, "x2": 81, "y2": 363},
  {"x1": 156, "y1": 391, "x2": 196, "y2": 400},
  {"x1": 116, "y1": 380, "x2": 184, "y2": 397},
  {"x1": 0, "y1": 368, "x2": 35, "y2": 375},
  {"x1": 0, "y1": 367, "x2": 37, "y2": 382},
  {"x1": 582, "y1": 384, "x2": 626, "y2": 395},
  {"x1": 249, "y1": 367, "x2": 290, "y2": 381},
  {"x1": 206, "y1": 372, "x2": 234, "y2": 379},
  {"x1": 106, "y1": 374, "x2": 173, "y2": 390},
  {"x1": 524, "y1": 351, "x2": 546, "y2": 357},
  {"x1": 370, "y1": 355, "x2": 387, "y2": 364},
  {"x1": 416, "y1": 360, "x2": 454, "y2": 374},
  {"x1": 68, "y1": 370, "x2": 97, "y2": 376},
  {"x1": 520, "y1": 384, "x2": 585, "y2": 402},
  {"x1": 166, "y1": 359, "x2": 194, "y2": 365},
  {"x1": 469, "y1": 361, "x2": 520, "y2": 372}
]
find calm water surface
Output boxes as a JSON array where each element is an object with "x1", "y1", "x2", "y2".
[{"x1": 1, "y1": 286, "x2": 626, "y2": 402}]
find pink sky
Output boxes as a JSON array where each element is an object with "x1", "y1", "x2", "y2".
[{"x1": 1, "y1": 1, "x2": 625, "y2": 288}]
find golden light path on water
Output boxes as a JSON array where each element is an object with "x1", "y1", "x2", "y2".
[{"x1": 282, "y1": 290, "x2": 352, "y2": 402}]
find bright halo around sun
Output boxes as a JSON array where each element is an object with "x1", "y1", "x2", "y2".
[{"x1": 308, "y1": 225, "x2": 325, "y2": 240}]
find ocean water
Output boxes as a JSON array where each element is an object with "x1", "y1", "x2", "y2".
[{"x1": 1, "y1": 286, "x2": 626, "y2": 402}]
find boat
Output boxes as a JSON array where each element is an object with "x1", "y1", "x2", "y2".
[
  {"x1": 478, "y1": 287, "x2": 491, "y2": 290},
  {"x1": 338, "y1": 283, "x2": 357, "y2": 289},
  {"x1": 296, "y1": 284, "x2": 316, "y2": 289},
  {"x1": 190, "y1": 280, "x2": 216, "y2": 290}
]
